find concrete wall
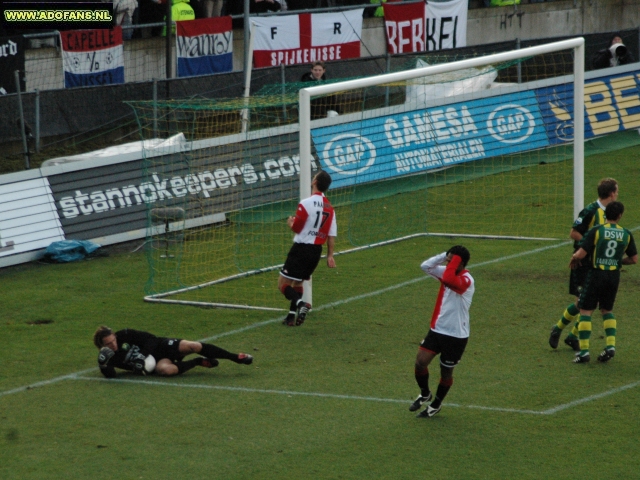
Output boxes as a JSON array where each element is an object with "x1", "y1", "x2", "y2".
[{"x1": 466, "y1": 0, "x2": 640, "y2": 45}]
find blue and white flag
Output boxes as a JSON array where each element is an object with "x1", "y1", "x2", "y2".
[
  {"x1": 176, "y1": 17, "x2": 233, "y2": 78},
  {"x1": 60, "y1": 27, "x2": 124, "y2": 88}
]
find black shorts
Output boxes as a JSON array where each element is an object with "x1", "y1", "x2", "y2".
[
  {"x1": 280, "y1": 243, "x2": 322, "y2": 282},
  {"x1": 148, "y1": 338, "x2": 183, "y2": 362},
  {"x1": 569, "y1": 263, "x2": 590, "y2": 297},
  {"x1": 578, "y1": 269, "x2": 620, "y2": 311},
  {"x1": 420, "y1": 330, "x2": 468, "y2": 368}
]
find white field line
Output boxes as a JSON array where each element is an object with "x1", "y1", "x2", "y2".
[
  {"x1": 0, "y1": 368, "x2": 96, "y2": 398},
  {"x1": 3, "y1": 237, "x2": 639, "y2": 415},
  {"x1": 542, "y1": 380, "x2": 640, "y2": 415},
  {"x1": 69, "y1": 376, "x2": 639, "y2": 416},
  {"x1": 66, "y1": 377, "x2": 547, "y2": 414}
]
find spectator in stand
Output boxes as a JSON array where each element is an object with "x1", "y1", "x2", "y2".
[
  {"x1": 251, "y1": 0, "x2": 281, "y2": 13},
  {"x1": 592, "y1": 33, "x2": 635, "y2": 70},
  {"x1": 226, "y1": 0, "x2": 280, "y2": 28},
  {"x1": 285, "y1": 0, "x2": 312, "y2": 10},
  {"x1": 300, "y1": 61, "x2": 327, "y2": 82},
  {"x1": 160, "y1": 0, "x2": 196, "y2": 36},
  {"x1": 136, "y1": 0, "x2": 165, "y2": 36},
  {"x1": 205, "y1": 0, "x2": 224, "y2": 17},
  {"x1": 112, "y1": 0, "x2": 138, "y2": 40},
  {"x1": 301, "y1": 62, "x2": 341, "y2": 119},
  {"x1": 227, "y1": 0, "x2": 281, "y2": 15},
  {"x1": 370, "y1": 0, "x2": 387, "y2": 18},
  {"x1": 191, "y1": 0, "x2": 224, "y2": 17}
]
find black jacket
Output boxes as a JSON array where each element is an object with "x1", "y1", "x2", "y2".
[
  {"x1": 301, "y1": 72, "x2": 326, "y2": 82},
  {"x1": 592, "y1": 47, "x2": 635, "y2": 70}
]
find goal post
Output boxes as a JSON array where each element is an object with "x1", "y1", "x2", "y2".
[{"x1": 300, "y1": 37, "x2": 585, "y2": 217}]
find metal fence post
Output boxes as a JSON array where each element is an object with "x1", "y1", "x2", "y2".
[
  {"x1": 165, "y1": 0, "x2": 172, "y2": 79},
  {"x1": 15, "y1": 70, "x2": 30, "y2": 169},
  {"x1": 281, "y1": 63, "x2": 287, "y2": 121},
  {"x1": 35, "y1": 88, "x2": 40, "y2": 153},
  {"x1": 384, "y1": 52, "x2": 391, "y2": 107},
  {"x1": 516, "y1": 38, "x2": 522, "y2": 84},
  {"x1": 153, "y1": 78, "x2": 158, "y2": 138},
  {"x1": 243, "y1": 0, "x2": 250, "y2": 93}
]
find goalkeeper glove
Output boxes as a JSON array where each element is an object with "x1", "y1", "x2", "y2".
[
  {"x1": 98, "y1": 347, "x2": 115, "y2": 366},
  {"x1": 98, "y1": 347, "x2": 117, "y2": 378}
]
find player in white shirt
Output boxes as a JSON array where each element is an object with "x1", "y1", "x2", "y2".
[
  {"x1": 409, "y1": 246, "x2": 475, "y2": 418},
  {"x1": 278, "y1": 171, "x2": 337, "y2": 326}
]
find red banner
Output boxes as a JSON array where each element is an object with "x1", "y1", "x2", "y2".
[
  {"x1": 252, "y1": 10, "x2": 363, "y2": 68},
  {"x1": 384, "y1": 0, "x2": 468, "y2": 53},
  {"x1": 383, "y1": 2, "x2": 426, "y2": 54}
]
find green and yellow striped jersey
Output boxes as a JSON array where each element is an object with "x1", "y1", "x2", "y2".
[
  {"x1": 572, "y1": 200, "x2": 606, "y2": 250},
  {"x1": 580, "y1": 223, "x2": 638, "y2": 271}
]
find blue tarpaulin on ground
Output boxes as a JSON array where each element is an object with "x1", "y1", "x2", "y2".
[{"x1": 43, "y1": 240, "x2": 102, "y2": 263}]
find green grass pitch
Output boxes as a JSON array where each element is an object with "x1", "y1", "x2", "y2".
[{"x1": 1, "y1": 143, "x2": 640, "y2": 479}]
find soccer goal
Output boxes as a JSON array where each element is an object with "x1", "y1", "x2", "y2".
[
  {"x1": 300, "y1": 37, "x2": 586, "y2": 235},
  {"x1": 137, "y1": 37, "x2": 585, "y2": 311}
]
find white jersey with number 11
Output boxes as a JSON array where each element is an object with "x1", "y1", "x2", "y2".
[{"x1": 292, "y1": 192, "x2": 337, "y2": 245}]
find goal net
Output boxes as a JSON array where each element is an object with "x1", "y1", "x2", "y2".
[{"x1": 131, "y1": 38, "x2": 585, "y2": 310}]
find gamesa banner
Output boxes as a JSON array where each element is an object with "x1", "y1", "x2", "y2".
[
  {"x1": 177, "y1": 17, "x2": 233, "y2": 77},
  {"x1": 383, "y1": 0, "x2": 467, "y2": 54},
  {"x1": 60, "y1": 27, "x2": 124, "y2": 87},
  {"x1": 252, "y1": 9, "x2": 364, "y2": 68},
  {"x1": 311, "y1": 90, "x2": 549, "y2": 189},
  {"x1": 0, "y1": 35, "x2": 25, "y2": 94}
]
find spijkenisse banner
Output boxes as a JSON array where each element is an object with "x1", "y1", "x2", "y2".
[
  {"x1": 252, "y1": 9, "x2": 364, "y2": 68},
  {"x1": 60, "y1": 27, "x2": 124, "y2": 88},
  {"x1": 383, "y1": 0, "x2": 467, "y2": 54},
  {"x1": 176, "y1": 17, "x2": 233, "y2": 77}
]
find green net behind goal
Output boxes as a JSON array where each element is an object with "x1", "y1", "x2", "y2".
[{"x1": 130, "y1": 44, "x2": 581, "y2": 309}]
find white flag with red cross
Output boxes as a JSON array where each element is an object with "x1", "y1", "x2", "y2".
[{"x1": 252, "y1": 9, "x2": 364, "y2": 68}]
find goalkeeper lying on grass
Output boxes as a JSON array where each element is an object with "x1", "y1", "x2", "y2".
[{"x1": 93, "y1": 326, "x2": 253, "y2": 378}]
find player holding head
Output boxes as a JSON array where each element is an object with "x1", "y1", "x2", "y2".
[
  {"x1": 93, "y1": 326, "x2": 253, "y2": 378},
  {"x1": 549, "y1": 178, "x2": 619, "y2": 351},
  {"x1": 410, "y1": 245, "x2": 474, "y2": 418},
  {"x1": 569, "y1": 201, "x2": 637, "y2": 363},
  {"x1": 278, "y1": 170, "x2": 337, "y2": 326}
]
